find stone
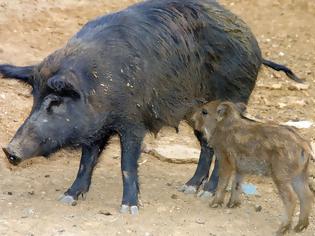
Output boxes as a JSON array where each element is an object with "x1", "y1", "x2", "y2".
[
  {"x1": 148, "y1": 144, "x2": 200, "y2": 164},
  {"x1": 281, "y1": 120, "x2": 313, "y2": 129},
  {"x1": 288, "y1": 83, "x2": 310, "y2": 91}
]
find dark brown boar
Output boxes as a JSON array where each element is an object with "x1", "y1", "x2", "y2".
[{"x1": 192, "y1": 101, "x2": 314, "y2": 235}]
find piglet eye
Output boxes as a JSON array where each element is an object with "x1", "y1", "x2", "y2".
[{"x1": 202, "y1": 109, "x2": 208, "y2": 115}]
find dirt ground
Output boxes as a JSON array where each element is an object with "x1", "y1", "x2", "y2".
[{"x1": 0, "y1": 0, "x2": 315, "y2": 235}]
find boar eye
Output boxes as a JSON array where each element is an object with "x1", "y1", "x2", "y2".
[
  {"x1": 46, "y1": 96, "x2": 62, "y2": 112},
  {"x1": 202, "y1": 109, "x2": 208, "y2": 115}
]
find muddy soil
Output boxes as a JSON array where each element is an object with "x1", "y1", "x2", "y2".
[{"x1": 0, "y1": 0, "x2": 314, "y2": 235}]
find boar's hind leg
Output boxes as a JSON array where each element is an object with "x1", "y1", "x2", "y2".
[
  {"x1": 58, "y1": 138, "x2": 109, "y2": 206},
  {"x1": 179, "y1": 130, "x2": 217, "y2": 195},
  {"x1": 119, "y1": 127, "x2": 145, "y2": 215}
]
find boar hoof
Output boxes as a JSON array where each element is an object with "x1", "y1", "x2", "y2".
[
  {"x1": 178, "y1": 184, "x2": 197, "y2": 194},
  {"x1": 120, "y1": 205, "x2": 139, "y2": 215},
  {"x1": 197, "y1": 190, "x2": 214, "y2": 199},
  {"x1": 78, "y1": 192, "x2": 87, "y2": 200},
  {"x1": 120, "y1": 204, "x2": 129, "y2": 213},
  {"x1": 58, "y1": 194, "x2": 77, "y2": 206},
  {"x1": 130, "y1": 206, "x2": 139, "y2": 215}
]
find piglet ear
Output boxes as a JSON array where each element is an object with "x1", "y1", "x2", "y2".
[
  {"x1": 216, "y1": 103, "x2": 229, "y2": 121},
  {"x1": 47, "y1": 76, "x2": 80, "y2": 98}
]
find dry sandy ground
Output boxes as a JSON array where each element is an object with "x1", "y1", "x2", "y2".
[{"x1": 0, "y1": 0, "x2": 315, "y2": 235}]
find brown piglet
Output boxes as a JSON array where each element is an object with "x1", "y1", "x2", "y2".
[{"x1": 192, "y1": 101, "x2": 314, "y2": 235}]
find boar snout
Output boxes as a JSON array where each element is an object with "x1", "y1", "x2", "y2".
[{"x1": 2, "y1": 146, "x2": 22, "y2": 165}]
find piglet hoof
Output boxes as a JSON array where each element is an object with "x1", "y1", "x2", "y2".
[
  {"x1": 294, "y1": 220, "x2": 309, "y2": 232},
  {"x1": 120, "y1": 205, "x2": 139, "y2": 215},
  {"x1": 209, "y1": 201, "x2": 223, "y2": 208},
  {"x1": 227, "y1": 201, "x2": 241, "y2": 208},
  {"x1": 276, "y1": 223, "x2": 291, "y2": 236},
  {"x1": 178, "y1": 184, "x2": 197, "y2": 194},
  {"x1": 58, "y1": 194, "x2": 77, "y2": 206},
  {"x1": 197, "y1": 190, "x2": 214, "y2": 199}
]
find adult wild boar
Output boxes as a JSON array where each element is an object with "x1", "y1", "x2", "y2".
[{"x1": 0, "y1": 0, "x2": 301, "y2": 214}]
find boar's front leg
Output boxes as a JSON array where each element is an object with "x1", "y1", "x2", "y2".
[
  {"x1": 119, "y1": 127, "x2": 145, "y2": 215},
  {"x1": 59, "y1": 138, "x2": 108, "y2": 206},
  {"x1": 180, "y1": 130, "x2": 218, "y2": 195}
]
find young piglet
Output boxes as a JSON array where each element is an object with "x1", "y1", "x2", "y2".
[{"x1": 192, "y1": 101, "x2": 314, "y2": 235}]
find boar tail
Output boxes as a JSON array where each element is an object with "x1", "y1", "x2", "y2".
[
  {"x1": 0, "y1": 64, "x2": 35, "y2": 84},
  {"x1": 262, "y1": 59, "x2": 303, "y2": 83}
]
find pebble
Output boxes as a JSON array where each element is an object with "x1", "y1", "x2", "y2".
[
  {"x1": 255, "y1": 205, "x2": 262, "y2": 212},
  {"x1": 195, "y1": 218, "x2": 206, "y2": 224},
  {"x1": 98, "y1": 210, "x2": 112, "y2": 216},
  {"x1": 288, "y1": 83, "x2": 310, "y2": 91},
  {"x1": 282, "y1": 120, "x2": 313, "y2": 129},
  {"x1": 257, "y1": 83, "x2": 283, "y2": 90}
]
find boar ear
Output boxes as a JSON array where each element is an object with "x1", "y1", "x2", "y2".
[
  {"x1": 216, "y1": 103, "x2": 229, "y2": 121},
  {"x1": 0, "y1": 64, "x2": 35, "y2": 85},
  {"x1": 47, "y1": 76, "x2": 80, "y2": 98},
  {"x1": 235, "y1": 102, "x2": 247, "y2": 114}
]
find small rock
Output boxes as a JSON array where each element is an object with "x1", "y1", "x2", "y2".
[
  {"x1": 171, "y1": 194, "x2": 178, "y2": 199},
  {"x1": 282, "y1": 120, "x2": 313, "y2": 129},
  {"x1": 148, "y1": 144, "x2": 200, "y2": 164},
  {"x1": 7, "y1": 191, "x2": 13, "y2": 195},
  {"x1": 98, "y1": 210, "x2": 112, "y2": 216},
  {"x1": 255, "y1": 205, "x2": 262, "y2": 212},
  {"x1": 277, "y1": 102, "x2": 287, "y2": 108},
  {"x1": 195, "y1": 218, "x2": 206, "y2": 224},
  {"x1": 258, "y1": 83, "x2": 283, "y2": 90},
  {"x1": 288, "y1": 83, "x2": 310, "y2": 91},
  {"x1": 141, "y1": 143, "x2": 150, "y2": 153},
  {"x1": 44, "y1": 174, "x2": 50, "y2": 178}
]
